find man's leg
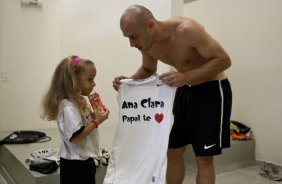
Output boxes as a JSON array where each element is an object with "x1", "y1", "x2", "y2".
[
  {"x1": 195, "y1": 156, "x2": 215, "y2": 184},
  {"x1": 166, "y1": 147, "x2": 186, "y2": 184}
]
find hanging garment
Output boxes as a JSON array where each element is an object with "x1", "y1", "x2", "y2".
[{"x1": 103, "y1": 74, "x2": 176, "y2": 184}]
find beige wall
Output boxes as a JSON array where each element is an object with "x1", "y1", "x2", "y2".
[
  {"x1": 0, "y1": 0, "x2": 61, "y2": 131},
  {"x1": 0, "y1": 0, "x2": 182, "y2": 150},
  {"x1": 184, "y1": 0, "x2": 282, "y2": 165},
  {"x1": 0, "y1": 0, "x2": 3, "y2": 97}
]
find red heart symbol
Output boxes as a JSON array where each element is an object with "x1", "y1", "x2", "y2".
[{"x1": 155, "y1": 113, "x2": 164, "y2": 123}]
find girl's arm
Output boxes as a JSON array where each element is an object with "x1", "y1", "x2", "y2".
[{"x1": 71, "y1": 108, "x2": 109, "y2": 142}]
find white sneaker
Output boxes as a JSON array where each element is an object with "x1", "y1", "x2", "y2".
[{"x1": 260, "y1": 162, "x2": 282, "y2": 181}]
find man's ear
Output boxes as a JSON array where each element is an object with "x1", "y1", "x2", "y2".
[{"x1": 147, "y1": 19, "x2": 154, "y2": 30}]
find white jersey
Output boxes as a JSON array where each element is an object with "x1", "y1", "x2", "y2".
[
  {"x1": 57, "y1": 99, "x2": 100, "y2": 160},
  {"x1": 103, "y1": 74, "x2": 176, "y2": 184}
]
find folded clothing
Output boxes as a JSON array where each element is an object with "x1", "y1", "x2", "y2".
[
  {"x1": 26, "y1": 149, "x2": 59, "y2": 164},
  {"x1": 29, "y1": 161, "x2": 58, "y2": 174},
  {"x1": 27, "y1": 146, "x2": 110, "y2": 174},
  {"x1": 94, "y1": 147, "x2": 110, "y2": 167}
]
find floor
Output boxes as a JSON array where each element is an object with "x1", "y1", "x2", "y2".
[
  {"x1": 0, "y1": 173, "x2": 7, "y2": 184},
  {"x1": 184, "y1": 163, "x2": 282, "y2": 184},
  {"x1": 1, "y1": 163, "x2": 281, "y2": 184}
]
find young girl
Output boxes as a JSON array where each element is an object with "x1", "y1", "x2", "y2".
[{"x1": 41, "y1": 55, "x2": 109, "y2": 184}]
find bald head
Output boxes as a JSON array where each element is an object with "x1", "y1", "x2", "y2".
[{"x1": 120, "y1": 5, "x2": 155, "y2": 28}]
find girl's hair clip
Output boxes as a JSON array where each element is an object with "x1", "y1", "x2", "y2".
[{"x1": 71, "y1": 57, "x2": 81, "y2": 67}]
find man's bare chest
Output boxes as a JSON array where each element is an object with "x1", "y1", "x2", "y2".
[{"x1": 148, "y1": 45, "x2": 197, "y2": 66}]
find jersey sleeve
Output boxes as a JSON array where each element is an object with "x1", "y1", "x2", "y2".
[{"x1": 61, "y1": 104, "x2": 84, "y2": 141}]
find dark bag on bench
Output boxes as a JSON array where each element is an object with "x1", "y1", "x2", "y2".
[
  {"x1": 29, "y1": 161, "x2": 58, "y2": 174},
  {"x1": 0, "y1": 130, "x2": 51, "y2": 145}
]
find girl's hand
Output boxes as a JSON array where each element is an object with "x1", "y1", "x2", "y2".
[
  {"x1": 94, "y1": 106, "x2": 110, "y2": 125},
  {"x1": 72, "y1": 108, "x2": 110, "y2": 142}
]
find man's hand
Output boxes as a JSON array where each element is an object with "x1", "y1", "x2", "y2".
[
  {"x1": 112, "y1": 76, "x2": 128, "y2": 91},
  {"x1": 159, "y1": 71, "x2": 188, "y2": 87}
]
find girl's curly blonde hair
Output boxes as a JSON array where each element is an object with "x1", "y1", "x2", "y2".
[{"x1": 41, "y1": 55, "x2": 94, "y2": 121}]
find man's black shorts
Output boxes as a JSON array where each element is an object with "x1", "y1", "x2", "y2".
[{"x1": 168, "y1": 79, "x2": 232, "y2": 156}]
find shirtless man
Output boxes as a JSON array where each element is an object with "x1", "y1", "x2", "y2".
[{"x1": 113, "y1": 5, "x2": 232, "y2": 184}]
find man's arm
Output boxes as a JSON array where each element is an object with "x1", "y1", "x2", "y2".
[
  {"x1": 184, "y1": 19, "x2": 231, "y2": 84},
  {"x1": 160, "y1": 19, "x2": 231, "y2": 87},
  {"x1": 113, "y1": 53, "x2": 157, "y2": 90},
  {"x1": 130, "y1": 52, "x2": 158, "y2": 79}
]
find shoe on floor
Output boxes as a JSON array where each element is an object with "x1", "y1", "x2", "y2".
[
  {"x1": 263, "y1": 162, "x2": 280, "y2": 174},
  {"x1": 260, "y1": 162, "x2": 282, "y2": 181}
]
